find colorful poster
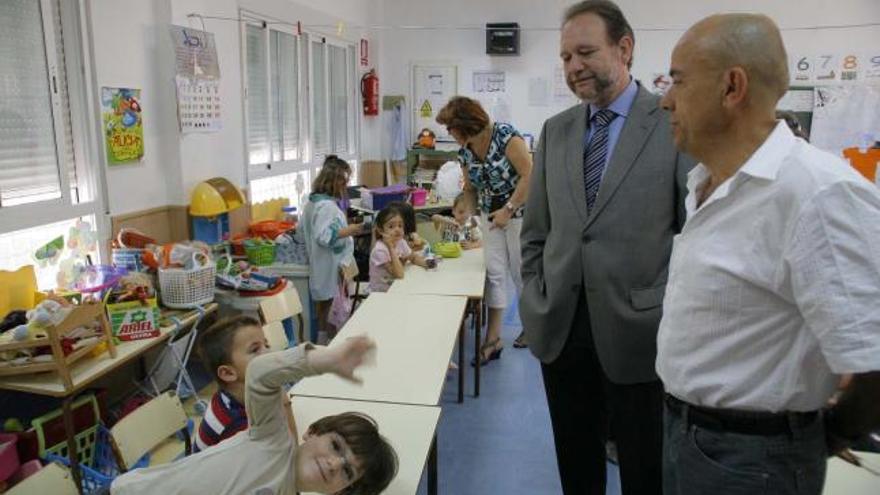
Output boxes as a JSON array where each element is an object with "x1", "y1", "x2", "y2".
[{"x1": 101, "y1": 87, "x2": 144, "y2": 165}]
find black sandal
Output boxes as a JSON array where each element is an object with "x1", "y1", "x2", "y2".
[
  {"x1": 471, "y1": 339, "x2": 503, "y2": 367},
  {"x1": 513, "y1": 330, "x2": 528, "y2": 348}
]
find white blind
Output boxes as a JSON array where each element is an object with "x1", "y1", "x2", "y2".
[
  {"x1": 0, "y1": 0, "x2": 63, "y2": 207},
  {"x1": 271, "y1": 30, "x2": 299, "y2": 162},
  {"x1": 51, "y1": 0, "x2": 80, "y2": 202},
  {"x1": 246, "y1": 23, "x2": 270, "y2": 165},
  {"x1": 311, "y1": 40, "x2": 329, "y2": 155},
  {"x1": 329, "y1": 44, "x2": 349, "y2": 154}
]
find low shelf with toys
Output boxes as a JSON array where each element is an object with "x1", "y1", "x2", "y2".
[{"x1": 0, "y1": 300, "x2": 116, "y2": 392}]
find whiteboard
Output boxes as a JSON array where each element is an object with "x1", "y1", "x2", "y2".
[{"x1": 412, "y1": 64, "x2": 458, "y2": 142}]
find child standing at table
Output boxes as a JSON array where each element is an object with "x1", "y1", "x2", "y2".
[
  {"x1": 301, "y1": 156, "x2": 366, "y2": 342},
  {"x1": 369, "y1": 205, "x2": 428, "y2": 293},
  {"x1": 431, "y1": 193, "x2": 483, "y2": 249}
]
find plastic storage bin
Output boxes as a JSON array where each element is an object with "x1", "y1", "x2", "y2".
[{"x1": 361, "y1": 184, "x2": 410, "y2": 211}]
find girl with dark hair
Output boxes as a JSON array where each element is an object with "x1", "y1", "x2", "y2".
[{"x1": 368, "y1": 205, "x2": 428, "y2": 293}]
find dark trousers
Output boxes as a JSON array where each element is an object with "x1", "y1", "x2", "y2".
[
  {"x1": 663, "y1": 401, "x2": 827, "y2": 495},
  {"x1": 541, "y1": 300, "x2": 663, "y2": 495}
]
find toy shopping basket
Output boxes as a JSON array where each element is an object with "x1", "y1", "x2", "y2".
[{"x1": 158, "y1": 254, "x2": 216, "y2": 309}]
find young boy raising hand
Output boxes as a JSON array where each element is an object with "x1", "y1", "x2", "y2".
[{"x1": 112, "y1": 335, "x2": 397, "y2": 495}]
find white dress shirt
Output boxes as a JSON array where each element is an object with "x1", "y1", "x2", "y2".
[{"x1": 657, "y1": 122, "x2": 880, "y2": 412}]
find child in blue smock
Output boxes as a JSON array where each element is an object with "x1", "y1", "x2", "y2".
[{"x1": 301, "y1": 156, "x2": 365, "y2": 342}]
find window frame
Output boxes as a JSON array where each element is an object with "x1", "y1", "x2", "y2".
[
  {"x1": 240, "y1": 9, "x2": 308, "y2": 182},
  {"x1": 307, "y1": 34, "x2": 359, "y2": 162},
  {"x1": 0, "y1": 0, "x2": 106, "y2": 238}
]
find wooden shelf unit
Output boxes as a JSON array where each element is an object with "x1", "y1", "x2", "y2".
[{"x1": 0, "y1": 302, "x2": 117, "y2": 391}]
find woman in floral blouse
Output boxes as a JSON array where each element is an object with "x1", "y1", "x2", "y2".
[{"x1": 437, "y1": 96, "x2": 533, "y2": 365}]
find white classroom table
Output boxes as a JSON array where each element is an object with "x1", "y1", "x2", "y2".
[
  {"x1": 823, "y1": 452, "x2": 880, "y2": 494},
  {"x1": 387, "y1": 248, "x2": 486, "y2": 400},
  {"x1": 292, "y1": 293, "x2": 466, "y2": 406},
  {"x1": 292, "y1": 396, "x2": 441, "y2": 495}
]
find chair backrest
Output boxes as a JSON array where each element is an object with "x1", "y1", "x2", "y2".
[
  {"x1": 6, "y1": 462, "x2": 78, "y2": 495},
  {"x1": 259, "y1": 286, "x2": 303, "y2": 324},
  {"x1": 110, "y1": 391, "x2": 189, "y2": 471},
  {"x1": 263, "y1": 321, "x2": 289, "y2": 352}
]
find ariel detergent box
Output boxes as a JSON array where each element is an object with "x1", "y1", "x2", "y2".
[{"x1": 106, "y1": 298, "x2": 160, "y2": 341}]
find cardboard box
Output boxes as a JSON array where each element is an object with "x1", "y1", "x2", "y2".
[
  {"x1": 390, "y1": 160, "x2": 408, "y2": 184},
  {"x1": 106, "y1": 297, "x2": 160, "y2": 341},
  {"x1": 359, "y1": 160, "x2": 386, "y2": 188}
]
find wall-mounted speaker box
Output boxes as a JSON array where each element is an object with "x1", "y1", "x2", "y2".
[{"x1": 486, "y1": 22, "x2": 520, "y2": 56}]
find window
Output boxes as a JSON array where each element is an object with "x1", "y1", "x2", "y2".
[
  {"x1": 250, "y1": 170, "x2": 311, "y2": 210},
  {"x1": 0, "y1": 215, "x2": 97, "y2": 290},
  {"x1": 309, "y1": 38, "x2": 357, "y2": 160},
  {"x1": 0, "y1": 0, "x2": 103, "y2": 289},
  {"x1": 1, "y1": 0, "x2": 74, "y2": 208},
  {"x1": 310, "y1": 39, "x2": 329, "y2": 157},
  {"x1": 272, "y1": 30, "x2": 300, "y2": 162},
  {"x1": 242, "y1": 13, "x2": 304, "y2": 180},
  {"x1": 244, "y1": 12, "x2": 359, "y2": 204}
]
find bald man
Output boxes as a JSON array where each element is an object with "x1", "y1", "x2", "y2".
[{"x1": 656, "y1": 14, "x2": 880, "y2": 495}]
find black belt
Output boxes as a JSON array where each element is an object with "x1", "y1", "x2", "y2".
[{"x1": 665, "y1": 394, "x2": 819, "y2": 436}]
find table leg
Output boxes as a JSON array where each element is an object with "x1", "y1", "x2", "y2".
[
  {"x1": 474, "y1": 299, "x2": 482, "y2": 398},
  {"x1": 428, "y1": 433, "x2": 438, "y2": 495},
  {"x1": 61, "y1": 396, "x2": 83, "y2": 494},
  {"x1": 457, "y1": 315, "x2": 465, "y2": 404}
]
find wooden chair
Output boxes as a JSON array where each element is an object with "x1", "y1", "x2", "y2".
[
  {"x1": 6, "y1": 462, "x2": 78, "y2": 495},
  {"x1": 109, "y1": 390, "x2": 192, "y2": 472},
  {"x1": 259, "y1": 286, "x2": 305, "y2": 345},
  {"x1": 263, "y1": 320, "x2": 289, "y2": 353}
]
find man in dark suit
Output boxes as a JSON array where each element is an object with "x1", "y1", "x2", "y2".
[{"x1": 519, "y1": 1, "x2": 693, "y2": 494}]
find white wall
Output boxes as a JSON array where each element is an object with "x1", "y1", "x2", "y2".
[
  {"x1": 87, "y1": 0, "x2": 880, "y2": 214},
  {"x1": 88, "y1": 0, "x2": 183, "y2": 215},
  {"x1": 89, "y1": 0, "x2": 374, "y2": 216},
  {"x1": 374, "y1": 0, "x2": 880, "y2": 155}
]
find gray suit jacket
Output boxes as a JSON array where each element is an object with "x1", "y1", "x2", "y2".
[{"x1": 520, "y1": 83, "x2": 693, "y2": 384}]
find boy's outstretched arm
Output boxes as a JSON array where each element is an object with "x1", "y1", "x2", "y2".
[{"x1": 245, "y1": 337, "x2": 376, "y2": 439}]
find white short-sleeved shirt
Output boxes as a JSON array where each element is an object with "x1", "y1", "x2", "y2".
[{"x1": 657, "y1": 122, "x2": 880, "y2": 412}]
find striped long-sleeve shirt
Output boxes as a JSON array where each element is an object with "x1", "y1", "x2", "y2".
[{"x1": 193, "y1": 389, "x2": 247, "y2": 453}]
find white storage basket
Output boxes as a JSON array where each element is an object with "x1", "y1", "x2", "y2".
[{"x1": 158, "y1": 263, "x2": 216, "y2": 309}]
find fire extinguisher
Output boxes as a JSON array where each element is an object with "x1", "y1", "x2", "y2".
[{"x1": 361, "y1": 69, "x2": 379, "y2": 116}]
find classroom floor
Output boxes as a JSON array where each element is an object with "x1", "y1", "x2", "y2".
[{"x1": 414, "y1": 299, "x2": 622, "y2": 495}]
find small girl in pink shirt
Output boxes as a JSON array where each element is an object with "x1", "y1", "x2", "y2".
[{"x1": 369, "y1": 204, "x2": 428, "y2": 292}]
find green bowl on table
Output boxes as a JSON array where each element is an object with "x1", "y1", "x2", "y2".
[{"x1": 432, "y1": 242, "x2": 462, "y2": 259}]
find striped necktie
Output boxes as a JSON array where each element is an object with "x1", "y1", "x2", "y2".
[{"x1": 583, "y1": 108, "x2": 617, "y2": 212}]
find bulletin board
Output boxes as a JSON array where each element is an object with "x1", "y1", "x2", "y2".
[{"x1": 412, "y1": 64, "x2": 458, "y2": 143}]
